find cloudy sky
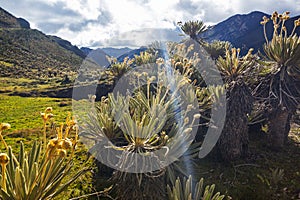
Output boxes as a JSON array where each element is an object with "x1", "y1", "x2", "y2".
[{"x1": 1, "y1": 0, "x2": 299, "y2": 48}]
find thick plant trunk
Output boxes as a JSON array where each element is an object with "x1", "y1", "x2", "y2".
[
  {"x1": 218, "y1": 81, "x2": 253, "y2": 161},
  {"x1": 268, "y1": 106, "x2": 291, "y2": 148},
  {"x1": 219, "y1": 111, "x2": 249, "y2": 161},
  {"x1": 112, "y1": 171, "x2": 166, "y2": 200}
]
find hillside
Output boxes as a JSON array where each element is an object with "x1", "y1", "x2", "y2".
[
  {"x1": 0, "y1": 7, "x2": 84, "y2": 81},
  {"x1": 0, "y1": 7, "x2": 30, "y2": 29}
]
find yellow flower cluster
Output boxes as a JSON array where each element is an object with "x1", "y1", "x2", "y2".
[
  {"x1": 261, "y1": 11, "x2": 291, "y2": 26},
  {"x1": 0, "y1": 123, "x2": 11, "y2": 131},
  {"x1": 0, "y1": 123, "x2": 10, "y2": 150},
  {"x1": 46, "y1": 112, "x2": 78, "y2": 159},
  {"x1": 40, "y1": 107, "x2": 53, "y2": 123},
  {"x1": 260, "y1": 16, "x2": 270, "y2": 25},
  {"x1": 47, "y1": 137, "x2": 73, "y2": 158},
  {"x1": 261, "y1": 11, "x2": 300, "y2": 43},
  {"x1": 294, "y1": 19, "x2": 300, "y2": 27}
]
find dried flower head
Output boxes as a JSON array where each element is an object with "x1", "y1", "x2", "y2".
[
  {"x1": 282, "y1": 26, "x2": 287, "y2": 32},
  {"x1": 272, "y1": 11, "x2": 278, "y2": 19},
  {"x1": 62, "y1": 139, "x2": 73, "y2": 150},
  {"x1": 183, "y1": 128, "x2": 193, "y2": 134},
  {"x1": 260, "y1": 21, "x2": 267, "y2": 25},
  {"x1": 45, "y1": 107, "x2": 53, "y2": 112},
  {"x1": 0, "y1": 123, "x2": 11, "y2": 131},
  {"x1": 261, "y1": 16, "x2": 270, "y2": 25},
  {"x1": 283, "y1": 15, "x2": 290, "y2": 20},
  {"x1": 41, "y1": 113, "x2": 54, "y2": 122},
  {"x1": 156, "y1": 58, "x2": 164, "y2": 64},
  {"x1": 0, "y1": 153, "x2": 9, "y2": 165},
  {"x1": 193, "y1": 114, "x2": 201, "y2": 119},
  {"x1": 175, "y1": 62, "x2": 183, "y2": 68},
  {"x1": 57, "y1": 149, "x2": 67, "y2": 158},
  {"x1": 295, "y1": 19, "x2": 300, "y2": 27},
  {"x1": 48, "y1": 138, "x2": 59, "y2": 147}
]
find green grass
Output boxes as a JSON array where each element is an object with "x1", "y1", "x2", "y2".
[
  {"x1": 190, "y1": 128, "x2": 300, "y2": 200},
  {"x1": 0, "y1": 94, "x2": 71, "y2": 131},
  {"x1": 0, "y1": 77, "x2": 73, "y2": 93}
]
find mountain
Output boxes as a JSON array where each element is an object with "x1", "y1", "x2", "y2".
[
  {"x1": 81, "y1": 47, "x2": 132, "y2": 59},
  {"x1": 102, "y1": 47, "x2": 132, "y2": 58},
  {"x1": 201, "y1": 11, "x2": 300, "y2": 54},
  {"x1": 85, "y1": 48, "x2": 110, "y2": 68},
  {"x1": 117, "y1": 47, "x2": 148, "y2": 62},
  {"x1": 0, "y1": 7, "x2": 30, "y2": 29},
  {"x1": 80, "y1": 47, "x2": 93, "y2": 56},
  {"x1": 0, "y1": 7, "x2": 84, "y2": 80},
  {"x1": 49, "y1": 35, "x2": 86, "y2": 58}
]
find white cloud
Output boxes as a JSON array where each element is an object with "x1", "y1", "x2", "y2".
[{"x1": 1, "y1": 0, "x2": 299, "y2": 48}]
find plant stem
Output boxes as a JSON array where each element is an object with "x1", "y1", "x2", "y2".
[
  {"x1": 291, "y1": 25, "x2": 297, "y2": 36},
  {"x1": 1, "y1": 164, "x2": 6, "y2": 192},
  {"x1": 43, "y1": 122, "x2": 47, "y2": 152},
  {"x1": 0, "y1": 132, "x2": 8, "y2": 150},
  {"x1": 263, "y1": 25, "x2": 268, "y2": 44}
]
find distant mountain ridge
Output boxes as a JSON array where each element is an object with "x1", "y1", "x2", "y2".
[
  {"x1": 201, "y1": 11, "x2": 300, "y2": 54},
  {"x1": 80, "y1": 47, "x2": 133, "y2": 59}
]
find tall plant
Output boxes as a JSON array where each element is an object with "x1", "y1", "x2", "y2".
[
  {"x1": 258, "y1": 11, "x2": 300, "y2": 147},
  {"x1": 178, "y1": 20, "x2": 207, "y2": 44},
  {"x1": 83, "y1": 56, "x2": 202, "y2": 199},
  {"x1": 216, "y1": 48, "x2": 257, "y2": 160}
]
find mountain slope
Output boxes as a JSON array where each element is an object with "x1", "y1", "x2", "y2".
[
  {"x1": 201, "y1": 11, "x2": 300, "y2": 54},
  {"x1": 0, "y1": 7, "x2": 84, "y2": 80},
  {"x1": 102, "y1": 47, "x2": 132, "y2": 58},
  {"x1": 0, "y1": 7, "x2": 30, "y2": 29},
  {"x1": 117, "y1": 47, "x2": 148, "y2": 62}
]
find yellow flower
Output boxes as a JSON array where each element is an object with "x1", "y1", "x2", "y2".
[
  {"x1": 48, "y1": 138, "x2": 59, "y2": 148},
  {"x1": 57, "y1": 149, "x2": 67, "y2": 158},
  {"x1": 272, "y1": 11, "x2": 278, "y2": 19},
  {"x1": 0, "y1": 153, "x2": 9, "y2": 165},
  {"x1": 0, "y1": 123, "x2": 11, "y2": 131},
  {"x1": 193, "y1": 114, "x2": 201, "y2": 119},
  {"x1": 156, "y1": 58, "x2": 164, "y2": 64},
  {"x1": 41, "y1": 113, "x2": 54, "y2": 122},
  {"x1": 260, "y1": 21, "x2": 267, "y2": 25},
  {"x1": 283, "y1": 15, "x2": 290, "y2": 20},
  {"x1": 175, "y1": 62, "x2": 183, "y2": 68},
  {"x1": 62, "y1": 139, "x2": 73, "y2": 150},
  {"x1": 45, "y1": 107, "x2": 53, "y2": 112},
  {"x1": 282, "y1": 26, "x2": 287, "y2": 32},
  {"x1": 56, "y1": 140, "x2": 64, "y2": 149}
]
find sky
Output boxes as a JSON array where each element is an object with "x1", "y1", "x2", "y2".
[{"x1": 1, "y1": 0, "x2": 300, "y2": 48}]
